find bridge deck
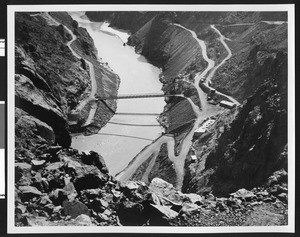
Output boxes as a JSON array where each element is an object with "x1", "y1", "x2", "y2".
[{"x1": 96, "y1": 93, "x2": 182, "y2": 100}]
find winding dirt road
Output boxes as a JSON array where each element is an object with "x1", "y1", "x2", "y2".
[
  {"x1": 117, "y1": 23, "x2": 242, "y2": 189},
  {"x1": 116, "y1": 24, "x2": 219, "y2": 189},
  {"x1": 45, "y1": 13, "x2": 98, "y2": 126}
]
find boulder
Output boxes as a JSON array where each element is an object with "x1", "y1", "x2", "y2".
[
  {"x1": 39, "y1": 195, "x2": 52, "y2": 205},
  {"x1": 15, "y1": 163, "x2": 32, "y2": 172},
  {"x1": 226, "y1": 198, "x2": 242, "y2": 208},
  {"x1": 179, "y1": 203, "x2": 200, "y2": 215},
  {"x1": 26, "y1": 216, "x2": 50, "y2": 226},
  {"x1": 149, "y1": 178, "x2": 182, "y2": 203},
  {"x1": 183, "y1": 193, "x2": 203, "y2": 205},
  {"x1": 267, "y1": 169, "x2": 288, "y2": 186},
  {"x1": 81, "y1": 151, "x2": 109, "y2": 174},
  {"x1": 15, "y1": 163, "x2": 32, "y2": 184},
  {"x1": 117, "y1": 199, "x2": 145, "y2": 226},
  {"x1": 149, "y1": 204, "x2": 178, "y2": 226},
  {"x1": 147, "y1": 192, "x2": 161, "y2": 206},
  {"x1": 62, "y1": 182, "x2": 78, "y2": 201},
  {"x1": 124, "y1": 181, "x2": 140, "y2": 191},
  {"x1": 45, "y1": 162, "x2": 64, "y2": 171},
  {"x1": 103, "y1": 209, "x2": 112, "y2": 216},
  {"x1": 112, "y1": 189, "x2": 122, "y2": 201},
  {"x1": 230, "y1": 188, "x2": 256, "y2": 201},
  {"x1": 256, "y1": 190, "x2": 269, "y2": 197},
  {"x1": 15, "y1": 110, "x2": 55, "y2": 145},
  {"x1": 97, "y1": 213, "x2": 109, "y2": 222},
  {"x1": 31, "y1": 159, "x2": 46, "y2": 167},
  {"x1": 62, "y1": 200, "x2": 90, "y2": 219},
  {"x1": 64, "y1": 157, "x2": 107, "y2": 190},
  {"x1": 277, "y1": 193, "x2": 288, "y2": 203},
  {"x1": 72, "y1": 214, "x2": 93, "y2": 226},
  {"x1": 19, "y1": 185, "x2": 42, "y2": 198}
]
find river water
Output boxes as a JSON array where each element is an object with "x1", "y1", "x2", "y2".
[{"x1": 69, "y1": 12, "x2": 165, "y2": 175}]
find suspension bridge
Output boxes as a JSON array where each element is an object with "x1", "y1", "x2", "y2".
[{"x1": 95, "y1": 93, "x2": 183, "y2": 100}]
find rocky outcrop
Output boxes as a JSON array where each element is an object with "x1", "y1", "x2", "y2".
[
  {"x1": 183, "y1": 63, "x2": 287, "y2": 196},
  {"x1": 128, "y1": 15, "x2": 207, "y2": 79},
  {"x1": 15, "y1": 146, "x2": 288, "y2": 227},
  {"x1": 212, "y1": 22, "x2": 287, "y2": 102},
  {"x1": 49, "y1": 12, "x2": 120, "y2": 134},
  {"x1": 15, "y1": 74, "x2": 71, "y2": 147}
]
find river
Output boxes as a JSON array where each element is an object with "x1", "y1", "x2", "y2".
[{"x1": 69, "y1": 12, "x2": 165, "y2": 176}]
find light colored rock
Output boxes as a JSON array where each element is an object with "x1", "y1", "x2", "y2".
[
  {"x1": 73, "y1": 214, "x2": 93, "y2": 226},
  {"x1": 180, "y1": 203, "x2": 200, "y2": 215},
  {"x1": 183, "y1": 193, "x2": 203, "y2": 204},
  {"x1": 31, "y1": 159, "x2": 46, "y2": 167},
  {"x1": 19, "y1": 185, "x2": 42, "y2": 196},
  {"x1": 15, "y1": 163, "x2": 32, "y2": 171},
  {"x1": 45, "y1": 162, "x2": 64, "y2": 171},
  {"x1": 63, "y1": 182, "x2": 78, "y2": 201},
  {"x1": 149, "y1": 178, "x2": 182, "y2": 203},
  {"x1": 230, "y1": 188, "x2": 256, "y2": 201}
]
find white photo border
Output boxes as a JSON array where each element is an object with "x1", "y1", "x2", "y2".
[{"x1": 7, "y1": 4, "x2": 295, "y2": 234}]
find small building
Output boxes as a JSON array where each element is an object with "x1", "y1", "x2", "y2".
[
  {"x1": 193, "y1": 119, "x2": 216, "y2": 138},
  {"x1": 191, "y1": 155, "x2": 197, "y2": 163},
  {"x1": 219, "y1": 100, "x2": 236, "y2": 109}
]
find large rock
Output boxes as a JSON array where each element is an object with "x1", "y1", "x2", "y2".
[
  {"x1": 230, "y1": 188, "x2": 256, "y2": 201},
  {"x1": 15, "y1": 163, "x2": 32, "y2": 184},
  {"x1": 183, "y1": 193, "x2": 204, "y2": 205},
  {"x1": 62, "y1": 200, "x2": 90, "y2": 219},
  {"x1": 117, "y1": 199, "x2": 146, "y2": 226},
  {"x1": 149, "y1": 178, "x2": 183, "y2": 204},
  {"x1": 149, "y1": 204, "x2": 178, "y2": 226},
  {"x1": 15, "y1": 74, "x2": 71, "y2": 147},
  {"x1": 19, "y1": 185, "x2": 42, "y2": 202},
  {"x1": 179, "y1": 203, "x2": 200, "y2": 216},
  {"x1": 16, "y1": 112, "x2": 55, "y2": 145},
  {"x1": 63, "y1": 182, "x2": 78, "y2": 201},
  {"x1": 81, "y1": 151, "x2": 109, "y2": 174},
  {"x1": 71, "y1": 214, "x2": 93, "y2": 226},
  {"x1": 63, "y1": 156, "x2": 107, "y2": 191}
]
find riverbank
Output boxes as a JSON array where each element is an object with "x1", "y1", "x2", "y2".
[
  {"x1": 69, "y1": 12, "x2": 166, "y2": 176},
  {"x1": 49, "y1": 12, "x2": 120, "y2": 135}
]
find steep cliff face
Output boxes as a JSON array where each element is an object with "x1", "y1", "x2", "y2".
[
  {"x1": 86, "y1": 11, "x2": 157, "y2": 34},
  {"x1": 129, "y1": 16, "x2": 207, "y2": 79},
  {"x1": 49, "y1": 12, "x2": 120, "y2": 134},
  {"x1": 183, "y1": 53, "x2": 287, "y2": 196},
  {"x1": 211, "y1": 22, "x2": 287, "y2": 102},
  {"x1": 15, "y1": 11, "x2": 119, "y2": 155},
  {"x1": 15, "y1": 12, "x2": 89, "y2": 150}
]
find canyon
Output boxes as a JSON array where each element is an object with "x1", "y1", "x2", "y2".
[{"x1": 14, "y1": 11, "x2": 288, "y2": 227}]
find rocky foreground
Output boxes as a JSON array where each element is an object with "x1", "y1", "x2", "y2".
[{"x1": 15, "y1": 145, "x2": 287, "y2": 226}]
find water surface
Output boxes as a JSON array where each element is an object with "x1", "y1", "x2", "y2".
[{"x1": 70, "y1": 12, "x2": 165, "y2": 175}]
